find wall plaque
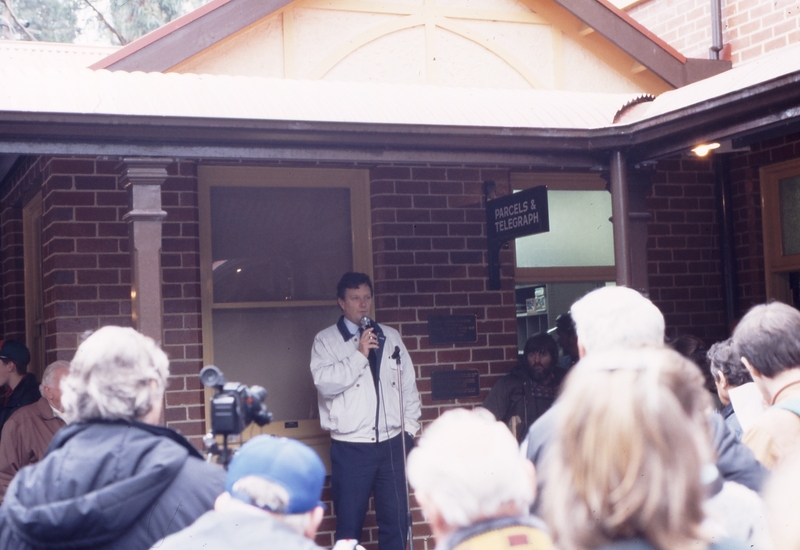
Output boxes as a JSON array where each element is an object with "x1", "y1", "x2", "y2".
[
  {"x1": 431, "y1": 369, "x2": 480, "y2": 400},
  {"x1": 427, "y1": 314, "x2": 478, "y2": 345}
]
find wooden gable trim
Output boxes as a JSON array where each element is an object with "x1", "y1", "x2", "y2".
[
  {"x1": 91, "y1": 0, "x2": 729, "y2": 88},
  {"x1": 90, "y1": 0, "x2": 292, "y2": 72}
]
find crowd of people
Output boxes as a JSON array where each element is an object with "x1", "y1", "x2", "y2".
[{"x1": 0, "y1": 279, "x2": 797, "y2": 550}]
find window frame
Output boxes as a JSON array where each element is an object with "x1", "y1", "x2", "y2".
[
  {"x1": 197, "y1": 165, "x2": 372, "y2": 454},
  {"x1": 760, "y1": 158, "x2": 800, "y2": 302},
  {"x1": 510, "y1": 172, "x2": 615, "y2": 284}
]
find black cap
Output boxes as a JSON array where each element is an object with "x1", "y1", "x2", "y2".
[{"x1": 0, "y1": 340, "x2": 31, "y2": 367}]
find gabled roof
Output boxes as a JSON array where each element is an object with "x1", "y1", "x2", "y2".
[
  {"x1": 2, "y1": 43, "x2": 798, "y2": 170},
  {"x1": 0, "y1": 41, "x2": 119, "y2": 69},
  {"x1": 2, "y1": 68, "x2": 644, "y2": 129},
  {"x1": 90, "y1": 0, "x2": 728, "y2": 88}
]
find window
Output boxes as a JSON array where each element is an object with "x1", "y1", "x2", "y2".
[
  {"x1": 510, "y1": 173, "x2": 615, "y2": 354},
  {"x1": 199, "y1": 166, "x2": 371, "y2": 457},
  {"x1": 761, "y1": 159, "x2": 800, "y2": 306}
]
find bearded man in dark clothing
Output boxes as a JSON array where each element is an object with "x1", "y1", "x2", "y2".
[{"x1": 483, "y1": 333, "x2": 563, "y2": 443}]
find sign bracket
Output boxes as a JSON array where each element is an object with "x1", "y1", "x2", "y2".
[{"x1": 484, "y1": 181, "x2": 550, "y2": 291}]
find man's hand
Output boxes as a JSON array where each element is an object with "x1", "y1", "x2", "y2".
[{"x1": 358, "y1": 328, "x2": 379, "y2": 357}]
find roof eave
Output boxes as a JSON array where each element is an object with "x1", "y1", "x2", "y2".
[
  {"x1": 2, "y1": 69, "x2": 799, "y2": 168},
  {"x1": 553, "y1": 0, "x2": 731, "y2": 87}
]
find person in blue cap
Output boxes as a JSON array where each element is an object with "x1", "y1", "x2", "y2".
[{"x1": 156, "y1": 434, "x2": 328, "y2": 550}]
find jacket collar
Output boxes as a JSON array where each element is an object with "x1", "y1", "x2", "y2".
[{"x1": 336, "y1": 315, "x2": 354, "y2": 342}]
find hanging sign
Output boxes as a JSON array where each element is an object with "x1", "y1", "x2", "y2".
[{"x1": 486, "y1": 185, "x2": 550, "y2": 242}]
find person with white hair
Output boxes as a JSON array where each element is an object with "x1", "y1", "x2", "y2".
[
  {"x1": 407, "y1": 408, "x2": 553, "y2": 550},
  {"x1": 569, "y1": 285, "x2": 665, "y2": 356},
  {"x1": 157, "y1": 435, "x2": 327, "y2": 550},
  {"x1": 0, "y1": 326, "x2": 225, "y2": 550},
  {"x1": 523, "y1": 286, "x2": 767, "y2": 499},
  {"x1": 0, "y1": 360, "x2": 69, "y2": 501}
]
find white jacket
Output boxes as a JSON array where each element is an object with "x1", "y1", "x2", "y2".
[{"x1": 310, "y1": 319, "x2": 421, "y2": 443}]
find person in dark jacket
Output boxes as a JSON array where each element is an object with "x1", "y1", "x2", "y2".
[
  {"x1": 707, "y1": 338, "x2": 752, "y2": 441},
  {"x1": 0, "y1": 340, "x2": 41, "y2": 437},
  {"x1": 0, "y1": 326, "x2": 225, "y2": 550},
  {"x1": 483, "y1": 333, "x2": 563, "y2": 443}
]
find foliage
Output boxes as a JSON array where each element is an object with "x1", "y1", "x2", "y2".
[
  {"x1": 2, "y1": 0, "x2": 80, "y2": 42},
  {"x1": 107, "y1": 0, "x2": 180, "y2": 44},
  {"x1": 1, "y1": 0, "x2": 206, "y2": 44}
]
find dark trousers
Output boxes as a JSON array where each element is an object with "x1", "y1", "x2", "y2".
[{"x1": 331, "y1": 434, "x2": 409, "y2": 550}]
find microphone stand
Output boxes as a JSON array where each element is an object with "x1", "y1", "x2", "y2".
[
  {"x1": 364, "y1": 316, "x2": 414, "y2": 550},
  {"x1": 393, "y1": 347, "x2": 414, "y2": 550}
]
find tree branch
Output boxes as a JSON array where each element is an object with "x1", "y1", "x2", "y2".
[
  {"x1": 82, "y1": 0, "x2": 127, "y2": 45},
  {"x1": 0, "y1": 0, "x2": 38, "y2": 41}
]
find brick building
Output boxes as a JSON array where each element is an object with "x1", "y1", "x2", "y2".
[{"x1": 2, "y1": 0, "x2": 800, "y2": 547}]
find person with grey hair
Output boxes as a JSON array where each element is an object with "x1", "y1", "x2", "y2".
[
  {"x1": 569, "y1": 285, "x2": 665, "y2": 355},
  {"x1": 733, "y1": 302, "x2": 800, "y2": 469},
  {"x1": 0, "y1": 326, "x2": 225, "y2": 550},
  {"x1": 524, "y1": 286, "x2": 767, "y2": 500},
  {"x1": 0, "y1": 360, "x2": 69, "y2": 501},
  {"x1": 157, "y1": 435, "x2": 327, "y2": 550},
  {"x1": 407, "y1": 408, "x2": 553, "y2": 550}
]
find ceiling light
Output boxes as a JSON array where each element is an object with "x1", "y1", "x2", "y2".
[{"x1": 692, "y1": 142, "x2": 721, "y2": 157}]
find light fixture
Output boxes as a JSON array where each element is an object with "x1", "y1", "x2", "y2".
[
  {"x1": 236, "y1": 268, "x2": 242, "y2": 273},
  {"x1": 692, "y1": 142, "x2": 721, "y2": 157}
]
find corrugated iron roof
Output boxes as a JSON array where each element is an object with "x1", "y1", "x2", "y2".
[
  {"x1": 0, "y1": 41, "x2": 119, "y2": 70},
  {"x1": 625, "y1": 42, "x2": 800, "y2": 123},
  {"x1": 0, "y1": 66, "x2": 645, "y2": 130}
]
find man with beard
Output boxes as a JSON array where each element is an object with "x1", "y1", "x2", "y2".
[{"x1": 483, "y1": 333, "x2": 563, "y2": 444}]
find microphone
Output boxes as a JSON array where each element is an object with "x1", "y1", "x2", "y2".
[
  {"x1": 360, "y1": 316, "x2": 386, "y2": 344},
  {"x1": 391, "y1": 346, "x2": 400, "y2": 361}
]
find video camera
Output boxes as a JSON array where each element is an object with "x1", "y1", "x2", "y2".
[{"x1": 200, "y1": 365, "x2": 272, "y2": 467}]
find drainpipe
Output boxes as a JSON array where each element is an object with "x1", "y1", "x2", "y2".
[
  {"x1": 710, "y1": 0, "x2": 724, "y2": 60},
  {"x1": 714, "y1": 155, "x2": 739, "y2": 329},
  {"x1": 610, "y1": 151, "x2": 633, "y2": 287}
]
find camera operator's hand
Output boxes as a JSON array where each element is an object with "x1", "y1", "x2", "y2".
[{"x1": 358, "y1": 327, "x2": 379, "y2": 358}]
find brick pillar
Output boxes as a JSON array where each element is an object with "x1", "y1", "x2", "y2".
[{"x1": 119, "y1": 158, "x2": 169, "y2": 343}]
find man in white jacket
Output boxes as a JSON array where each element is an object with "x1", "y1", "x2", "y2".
[{"x1": 310, "y1": 272, "x2": 421, "y2": 550}]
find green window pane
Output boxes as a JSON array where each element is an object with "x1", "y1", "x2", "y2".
[
  {"x1": 780, "y1": 175, "x2": 800, "y2": 256},
  {"x1": 515, "y1": 190, "x2": 614, "y2": 268}
]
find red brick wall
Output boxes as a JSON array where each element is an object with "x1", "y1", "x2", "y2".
[
  {"x1": 41, "y1": 157, "x2": 132, "y2": 359},
  {"x1": 0, "y1": 156, "x2": 207, "y2": 443},
  {"x1": 646, "y1": 156, "x2": 728, "y2": 344},
  {"x1": 627, "y1": 0, "x2": 800, "y2": 65},
  {"x1": 158, "y1": 161, "x2": 207, "y2": 442}
]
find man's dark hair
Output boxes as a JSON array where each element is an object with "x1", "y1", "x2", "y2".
[
  {"x1": 523, "y1": 333, "x2": 559, "y2": 363},
  {"x1": 336, "y1": 272, "x2": 373, "y2": 300},
  {"x1": 732, "y1": 302, "x2": 800, "y2": 378},
  {"x1": 669, "y1": 335, "x2": 709, "y2": 372},
  {"x1": 554, "y1": 313, "x2": 575, "y2": 335},
  {"x1": 707, "y1": 338, "x2": 752, "y2": 387}
]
